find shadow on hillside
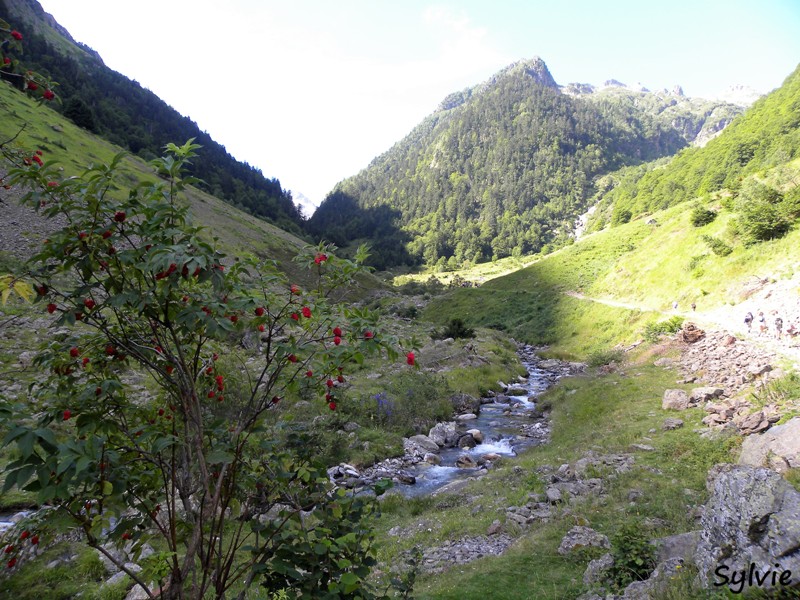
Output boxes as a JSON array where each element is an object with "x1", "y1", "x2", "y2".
[{"x1": 308, "y1": 191, "x2": 417, "y2": 270}]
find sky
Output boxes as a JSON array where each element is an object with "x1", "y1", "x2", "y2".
[{"x1": 35, "y1": 0, "x2": 800, "y2": 215}]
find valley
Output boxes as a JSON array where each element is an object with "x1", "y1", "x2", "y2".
[{"x1": 0, "y1": 4, "x2": 799, "y2": 599}]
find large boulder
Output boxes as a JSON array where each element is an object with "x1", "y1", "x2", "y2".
[
  {"x1": 681, "y1": 322, "x2": 705, "y2": 343},
  {"x1": 407, "y1": 434, "x2": 440, "y2": 453},
  {"x1": 662, "y1": 389, "x2": 690, "y2": 411},
  {"x1": 738, "y1": 417, "x2": 800, "y2": 472},
  {"x1": 457, "y1": 434, "x2": 477, "y2": 449},
  {"x1": 557, "y1": 526, "x2": 610, "y2": 556},
  {"x1": 694, "y1": 465, "x2": 800, "y2": 594},
  {"x1": 428, "y1": 422, "x2": 458, "y2": 447},
  {"x1": 690, "y1": 387, "x2": 724, "y2": 403}
]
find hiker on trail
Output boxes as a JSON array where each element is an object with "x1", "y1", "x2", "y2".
[
  {"x1": 757, "y1": 311, "x2": 767, "y2": 336},
  {"x1": 744, "y1": 311, "x2": 754, "y2": 332},
  {"x1": 691, "y1": 302, "x2": 696, "y2": 312},
  {"x1": 673, "y1": 300, "x2": 678, "y2": 310},
  {"x1": 775, "y1": 316, "x2": 783, "y2": 339}
]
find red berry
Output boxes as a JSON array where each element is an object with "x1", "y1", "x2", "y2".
[
  {"x1": 334, "y1": 336, "x2": 341, "y2": 346},
  {"x1": 258, "y1": 324, "x2": 265, "y2": 332},
  {"x1": 82, "y1": 357, "x2": 90, "y2": 367},
  {"x1": 121, "y1": 532, "x2": 131, "y2": 540},
  {"x1": 255, "y1": 307, "x2": 265, "y2": 316},
  {"x1": 206, "y1": 366, "x2": 213, "y2": 375},
  {"x1": 216, "y1": 375, "x2": 224, "y2": 385},
  {"x1": 11, "y1": 30, "x2": 22, "y2": 40},
  {"x1": 19, "y1": 531, "x2": 29, "y2": 541},
  {"x1": 95, "y1": 387, "x2": 102, "y2": 396},
  {"x1": 333, "y1": 327, "x2": 342, "y2": 337},
  {"x1": 301, "y1": 306, "x2": 312, "y2": 318},
  {"x1": 271, "y1": 396, "x2": 280, "y2": 404},
  {"x1": 290, "y1": 284, "x2": 301, "y2": 295},
  {"x1": 74, "y1": 312, "x2": 83, "y2": 321},
  {"x1": 101, "y1": 230, "x2": 112, "y2": 239},
  {"x1": 47, "y1": 180, "x2": 58, "y2": 187},
  {"x1": 337, "y1": 375, "x2": 345, "y2": 383},
  {"x1": 166, "y1": 365, "x2": 174, "y2": 375},
  {"x1": 105, "y1": 345, "x2": 116, "y2": 356},
  {"x1": 158, "y1": 408, "x2": 164, "y2": 416},
  {"x1": 47, "y1": 303, "x2": 57, "y2": 314},
  {"x1": 3, "y1": 57, "x2": 10, "y2": 65},
  {"x1": 364, "y1": 331, "x2": 374, "y2": 339},
  {"x1": 217, "y1": 395, "x2": 224, "y2": 402},
  {"x1": 43, "y1": 90, "x2": 55, "y2": 101},
  {"x1": 229, "y1": 314, "x2": 238, "y2": 323},
  {"x1": 6, "y1": 558, "x2": 15, "y2": 569},
  {"x1": 63, "y1": 409, "x2": 71, "y2": 421},
  {"x1": 36, "y1": 284, "x2": 47, "y2": 296},
  {"x1": 406, "y1": 351, "x2": 415, "y2": 366},
  {"x1": 30, "y1": 535, "x2": 39, "y2": 545},
  {"x1": 306, "y1": 370, "x2": 313, "y2": 377},
  {"x1": 291, "y1": 313, "x2": 299, "y2": 321},
  {"x1": 207, "y1": 391, "x2": 215, "y2": 399},
  {"x1": 69, "y1": 346, "x2": 79, "y2": 358},
  {"x1": 3, "y1": 545, "x2": 13, "y2": 554},
  {"x1": 78, "y1": 232, "x2": 88, "y2": 240},
  {"x1": 83, "y1": 298, "x2": 95, "y2": 310},
  {"x1": 328, "y1": 402, "x2": 337, "y2": 411},
  {"x1": 288, "y1": 354, "x2": 298, "y2": 363},
  {"x1": 326, "y1": 379, "x2": 334, "y2": 388},
  {"x1": 114, "y1": 211, "x2": 126, "y2": 223}
]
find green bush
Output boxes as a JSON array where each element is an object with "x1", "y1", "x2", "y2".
[
  {"x1": 735, "y1": 181, "x2": 795, "y2": 244},
  {"x1": 367, "y1": 372, "x2": 453, "y2": 435},
  {"x1": 686, "y1": 254, "x2": 708, "y2": 272},
  {"x1": 432, "y1": 317, "x2": 475, "y2": 340},
  {"x1": 607, "y1": 521, "x2": 657, "y2": 590},
  {"x1": 690, "y1": 205, "x2": 717, "y2": 227},
  {"x1": 700, "y1": 234, "x2": 733, "y2": 256},
  {"x1": 643, "y1": 316, "x2": 684, "y2": 342},
  {"x1": 586, "y1": 348, "x2": 624, "y2": 367}
]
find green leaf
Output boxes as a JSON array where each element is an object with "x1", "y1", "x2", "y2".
[
  {"x1": 2, "y1": 469, "x2": 17, "y2": 492},
  {"x1": 101, "y1": 480, "x2": 113, "y2": 496},
  {"x1": 18, "y1": 431, "x2": 35, "y2": 459},
  {"x1": 15, "y1": 465, "x2": 34, "y2": 487},
  {"x1": 207, "y1": 449, "x2": 234, "y2": 465}
]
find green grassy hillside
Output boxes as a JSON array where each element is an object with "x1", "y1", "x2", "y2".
[
  {"x1": 0, "y1": 80, "x2": 383, "y2": 293},
  {"x1": 423, "y1": 161, "x2": 800, "y2": 358}
]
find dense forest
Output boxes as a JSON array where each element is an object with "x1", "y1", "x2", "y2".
[
  {"x1": 0, "y1": 0, "x2": 306, "y2": 235},
  {"x1": 589, "y1": 64, "x2": 800, "y2": 229},
  {"x1": 308, "y1": 59, "x2": 741, "y2": 269}
]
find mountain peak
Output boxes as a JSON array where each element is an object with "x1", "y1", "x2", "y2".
[
  {"x1": 497, "y1": 57, "x2": 558, "y2": 88},
  {"x1": 437, "y1": 57, "x2": 558, "y2": 112}
]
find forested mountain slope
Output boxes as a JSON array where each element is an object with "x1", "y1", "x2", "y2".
[
  {"x1": 590, "y1": 63, "x2": 800, "y2": 228},
  {"x1": 0, "y1": 0, "x2": 305, "y2": 235},
  {"x1": 309, "y1": 58, "x2": 741, "y2": 269}
]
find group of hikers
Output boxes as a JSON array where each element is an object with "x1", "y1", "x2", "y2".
[{"x1": 744, "y1": 310, "x2": 799, "y2": 340}]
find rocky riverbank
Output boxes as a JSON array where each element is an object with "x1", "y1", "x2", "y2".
[{"x1": 327, "y1": 346, "x2": 585, "y2": 495}]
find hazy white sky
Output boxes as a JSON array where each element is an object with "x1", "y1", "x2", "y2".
[{"x1": 35, "y1": 0, "x2": 800, "y2": 214}]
